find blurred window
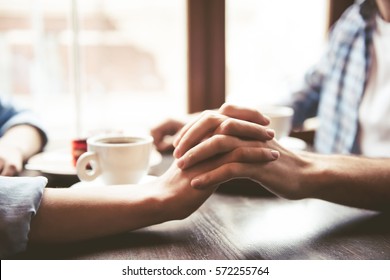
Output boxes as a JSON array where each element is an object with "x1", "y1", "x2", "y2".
[
  {"x1": 226, "y1": 0, "x2": 328, "y2": 106},
  {"x1": 1, "y1": 0, "x2": 330, "y2": 148},
  {"x1": 0, "y1": 0, "x2": 186, "y2": 149}
]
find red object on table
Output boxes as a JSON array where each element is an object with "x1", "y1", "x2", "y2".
[{"x1": 71, "y1": 138, "x2": 87, "y2": 167}]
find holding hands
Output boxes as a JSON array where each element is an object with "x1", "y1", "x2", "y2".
[
  {"x1": 169, "y1": 103, "x2": 390, "y2": 212},
  {"x1": 153, "y1": 103, "x2": 309, "y2": 199},
  {"x1": 159, "y1": 103, "x2": 313, "y2": 200}
]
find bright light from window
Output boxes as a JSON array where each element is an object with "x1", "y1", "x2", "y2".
[
  {"x1": 226, "y1": 0, "x2": 328, "y2": 107},
  {"x1": 0, "y1": 0, "x2": 187, "y2": 149}
]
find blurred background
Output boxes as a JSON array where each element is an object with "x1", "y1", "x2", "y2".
[{"x1": 0, "y1": 0, "x2": 344, "y2": 150}]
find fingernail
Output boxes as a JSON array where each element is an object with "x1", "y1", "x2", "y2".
[
  {"x1": 173, "y1": 148, "x2": 180, "y2": 158},
  {"x1": 271, "y1": 150, "x2": 280, "y2": 159},
  {"x1": 266, "y1": 129, "x2": 275, "y2": 138}
]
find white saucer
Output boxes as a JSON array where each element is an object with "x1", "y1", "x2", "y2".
[
  {"x1": 25, "y1": 149, "x2": 162, "y2": 176},
  {"x1": 278, "y1": 137, "x2": 308, "y2": 151},
  {"x1": 70, "y1": 175, "x2": 158, "y2": 188}
]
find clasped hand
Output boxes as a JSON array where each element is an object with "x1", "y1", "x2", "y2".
[{"x1": 172, "y1": 104, "x2": 303, "y2": 195}]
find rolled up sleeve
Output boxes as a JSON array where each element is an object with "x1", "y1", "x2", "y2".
[
  {"x1": 0, "y1": 99, "x2": 48, "y2": 149},
  {"x1": 0, "y1": 176, "x2": 48, "y2": 258}
]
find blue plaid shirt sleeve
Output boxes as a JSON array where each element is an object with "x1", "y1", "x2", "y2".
[
  {"x1": 0, "y1": 176, "x2": 48, "y2": 258},
  {"x1": 290, "y1": 55, "x2": 327, "y2": 129}
]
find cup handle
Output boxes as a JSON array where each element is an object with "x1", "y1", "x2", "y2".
[{"x1": 76, "y1": 151, "x2": 101, "y2": 182}]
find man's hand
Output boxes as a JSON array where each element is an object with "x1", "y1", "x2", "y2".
[
  {"x1": 173, "y1": 103, "x2": 276, "y2": 158},
  {"x1": 150, "y1": 118, "x2": 186, "y2": 153}
]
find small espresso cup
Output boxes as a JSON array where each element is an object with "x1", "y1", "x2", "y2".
[{"x1": 76, "y1": 135, "x2": 153, "y2": 185}]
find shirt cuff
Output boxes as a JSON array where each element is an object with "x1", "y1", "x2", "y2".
[
  {"x1": 0, "y1": 176, "x2": 48, "y2": 258},
  {"x1": 0, "y1": 111, "x2": 48, "y2": 150}
]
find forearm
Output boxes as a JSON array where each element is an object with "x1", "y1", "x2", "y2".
[
  {"x1": 29, "y1": 184, "x2": 166, "y2": 243},
  {"x1": 1, "y1": 125, "x2": 43, "y2": 160},
  {"x1": 28, "y1": 159, "x2": 217, "y2": 244},
  {"x1": 303, "y1": 153, "x2": 390, "y2": 211}
]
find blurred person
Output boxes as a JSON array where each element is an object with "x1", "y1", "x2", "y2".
[
  {"x1": 0, "y1": 104, "x2": 276, "y2": 259},
  {"x1": 151, "y1": 0, "x2": 388, "y2": 157},
  {"x1": 153, "y1": 0, "x2": 390, "y2": 211},
  {"x1": 0, "y1": 150, "x2": 271, "y2": 258},
  {"x1": 174, "y1": 103, "x2": 390, "y2": 212},
  {"x1": 0, "y1": 98, "x2": 47, "y2": 175},
  {"x1": 3, "y1": 0, "x2": 390, "y2": 259}
]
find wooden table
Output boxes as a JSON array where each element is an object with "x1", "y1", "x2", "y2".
[{"x1": 14, "y1": 154, "x2": 390, "y2": 260}]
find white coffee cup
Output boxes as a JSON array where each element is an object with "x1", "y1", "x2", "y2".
[
  {"x1": 76, "y1": 135, "x2": 153, "y2": 185},
  {"x1": 259, "y1": 106, "x2": 294, "y2": 140}
]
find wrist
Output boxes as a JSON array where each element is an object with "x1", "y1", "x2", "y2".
[
  {"x1": 149, "y1": 163, "x2": 215, "y2": 222},
  {"x1": 141, "y1": 176, "x2": 185, "y2": 224},
  {"x1": 137, "y1": 181, "x2": 172, "y2": 225},
  {"x1": 297, "y1": 152, "x2": 329, "y2": 199}
]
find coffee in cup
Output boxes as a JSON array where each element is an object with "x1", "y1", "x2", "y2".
[{"x1": 76, "y1": 134, "x2": 153, "y2": 185}]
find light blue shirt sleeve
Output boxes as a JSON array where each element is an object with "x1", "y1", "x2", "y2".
[
  {"x1": 0, "y1": 98, "x2": 48, "y2": 148},
  {"x1": 0, "y1": 176, "x2": 48, "y2": 258}
]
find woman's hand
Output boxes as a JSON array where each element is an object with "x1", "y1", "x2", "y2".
[
  {"x1": 148, "y1": 159, "x2": 220, "y2": 221},
  {"x1": 173, "y1": 103, "x2": 276, "y2": 158},
  {"x1": 172, "y1": 103, "x2": 311, "y2": 200},
  {"x1": 29, "y1": 159, "x2": 220, "y2": 244}
]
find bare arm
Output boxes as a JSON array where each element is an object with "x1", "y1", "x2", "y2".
[
  {"x1": 174, "y1": 105, "x2": 390, "y2": 211},
  {"x1": 178, "y1": 135, "x2": 390, "y2": 211},
  {"x1": 301, "y1": 152, "x2": 390, "y2": 211},
  {"x1": 0, "y1": 125, "x2": 44, "y2": 175},
  {"x1": 28, "y1": 161, "x2": 217, "y2": 243}
]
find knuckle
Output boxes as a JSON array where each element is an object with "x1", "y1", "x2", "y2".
[
  {"x1": 232, "y1": 147, "x2": 246, "y2": 160},
  {"x1": 255, "y1": 147, "x2": 271, "y2": 161},
  {"x1": 224, "y1": 163, "x2": 238, "y2": 176},
  {"x1": 219, "y1": 118, "x2": 235, "y2": 134},
  {"x1": 219, "y1": 103, "x2": 234, "y2": 113},
  {"x1": 201, "y1": 111, "x2": 221, "y2": 125},
  {"x1": 202, "y1": 110, "x2": 215, "y2": 118},
  {"x1": 212, "y1": 134, "x2": 228, "y2": 150}
]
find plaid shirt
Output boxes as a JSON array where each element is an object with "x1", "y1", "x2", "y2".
[{"x1": 291, "y1": 0, "x2": 377, "y2": 154}]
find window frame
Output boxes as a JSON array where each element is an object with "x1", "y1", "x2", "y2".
[
  {"x1": 187, "y1": 0, "x2": 225, "y2": 113},
  {"x1": 187, "y1": 0, "x2": 354, "y2": 113}
]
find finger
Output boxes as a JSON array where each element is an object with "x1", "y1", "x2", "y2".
[
  {"x1": 150, "y1": 119, "x2": 183, "y2": 147},
  {"x1": 151, "y1": 133, "x2": 162, "y2": 147},
  {"x1": 155, "y1": 136, "x2": 175, "y2": 153},
  {"x1": 177, "y1": 135, "x2": 243, "y2": 168},
  {"x1": 1, "y1": 164, "x2": 18, "y2": 176},
  {"x1": 215, "y1": 118, "x2": 275, "y2": 141},
  {"x1": 0, "y1": 160, "x2": 4, "y2": 175},
  {"x1": 190, "y1": 162, "x2": 255, "y2": 189},
  {"x1": 178, "y1": 138, "x2": 279, "y2": 170},
  {"x1": 173, "y1": 112, "x2": 225, "y2": 158},
  {"x1": 223, "y1": 146, "x2": 280, "y2": 165},
  {"x1": 173, "y1": 110, "x2": 216, "y2": 148},
  {"x1": 219, "y1": 103, "x2": 270, "y2": 125}
]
